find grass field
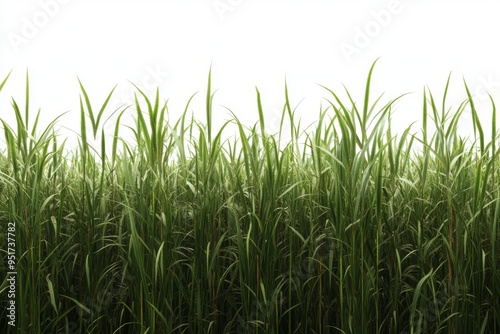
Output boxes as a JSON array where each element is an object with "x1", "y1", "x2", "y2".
[{"x1": 1, "y1": 61, "x2": 499, "y2": 333}]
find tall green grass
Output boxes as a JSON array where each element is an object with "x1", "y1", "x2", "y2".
[{"x1": 1, "y1": 62, "x2": 499, "y2": 333}]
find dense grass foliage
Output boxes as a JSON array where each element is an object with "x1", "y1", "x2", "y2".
[{"x1": 1, "y1": 62, "x2": 499, "y2": 333}]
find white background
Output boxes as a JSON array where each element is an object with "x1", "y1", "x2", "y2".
[{"x1": 1, "y1": 0, "x2": 499, "y2": 150}]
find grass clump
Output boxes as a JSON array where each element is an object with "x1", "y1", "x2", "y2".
[{"x1": 0, "y1": 61, "x2": 499, "y2": 333}]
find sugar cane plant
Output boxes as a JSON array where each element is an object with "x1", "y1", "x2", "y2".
[{"x1": 0, "y1": 61, "x2": 499, "y2": 333}]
